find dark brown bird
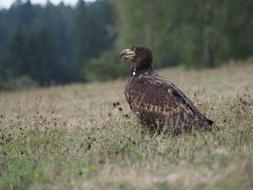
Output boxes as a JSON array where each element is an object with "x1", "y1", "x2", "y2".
[{"x1": 120, "y1": 45, "x2": 213, "y2": 134}]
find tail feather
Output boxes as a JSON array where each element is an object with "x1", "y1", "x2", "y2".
[
  {"x1": 202, "y1": 117, "x2": 220, "y2": 131},
  {"x1": 198, "y1": 117, "x2": 214, "y2": 130}
]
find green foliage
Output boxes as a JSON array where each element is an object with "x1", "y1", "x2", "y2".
[
  {"x1": 75, "y1": 0, "x2": 116, "y2": 81},
  {"x1": 85, "y1": 50, "x2": 128, "y2": 81},
  {"x1": 1, "y1": 0, "x2": 253, "y2": 87},
  {"x1": 111, "y1": 0, "x2": 253, "y2": 68},
  {"x1": 0, "y1": 0, "x2": 115, "y2": 89}
]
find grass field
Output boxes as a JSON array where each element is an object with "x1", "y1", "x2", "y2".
[{"x1": 0, "y1": 62, "x2": 253, "y2": 190}]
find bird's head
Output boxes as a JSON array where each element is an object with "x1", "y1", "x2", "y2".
[{"x1": 120, "y1": 45, "x2": 153, "y2": 75}]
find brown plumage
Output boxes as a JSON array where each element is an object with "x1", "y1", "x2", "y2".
[{"x1": 120, "y1": 45, "x2": 213, "y2": 134}]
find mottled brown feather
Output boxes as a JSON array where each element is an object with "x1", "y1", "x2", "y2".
[
  {"x1": 121, "y1": 45, "x2": 213, "y2": 134},
  {"x1": 124, "y1": 71, "x2": 213, "y2": 133}
]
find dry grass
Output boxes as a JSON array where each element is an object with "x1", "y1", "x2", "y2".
[{"x1": 0, "y1": 62, "x2": 253, "y2": 190}]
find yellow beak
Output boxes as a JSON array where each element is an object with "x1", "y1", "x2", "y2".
[{"x1": 120, "y1": 49, "x2": 136, "y2": 61}]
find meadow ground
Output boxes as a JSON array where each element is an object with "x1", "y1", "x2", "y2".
[{"x1": 0, "y1": 62, "x2": 253, "y2": 190}]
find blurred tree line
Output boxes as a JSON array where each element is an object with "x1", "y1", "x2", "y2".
[
  {"x1": 0, "y1": 0, "x2": 115, "y2": 89},
  {"x1": 0, "y1": 0, "x2": 253, "y2": 89},
  {"x1": 111, "y1": 0, "x2": 253, "y2": 68}
]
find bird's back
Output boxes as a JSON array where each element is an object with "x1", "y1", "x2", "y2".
[{"x1": 124, "y1": 72, "x2": 213, "y2": 133}]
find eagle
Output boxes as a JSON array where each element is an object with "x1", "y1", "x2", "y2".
[{"x1": 120, "y1": 45, "x2": 213, "y2": 134}]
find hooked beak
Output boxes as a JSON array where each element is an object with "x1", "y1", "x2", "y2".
[{"x1": 120, "y1": 49, "x2": 136, "y2": 61}]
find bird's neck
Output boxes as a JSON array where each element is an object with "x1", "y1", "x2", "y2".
[{"x1": 131, "y1": 64, "x2": 153, "y2": 77}]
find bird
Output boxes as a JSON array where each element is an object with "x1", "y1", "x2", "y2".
[{"x1": 120, "y1": 45, "x2": 213, "y2": 134}]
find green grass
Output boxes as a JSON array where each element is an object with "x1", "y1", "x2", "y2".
[{"x1": 0, "y1": 63, "x2": 253, "y2": 190}]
